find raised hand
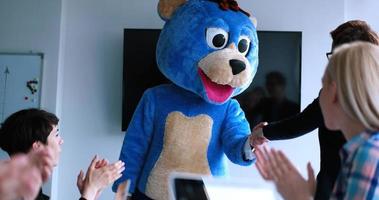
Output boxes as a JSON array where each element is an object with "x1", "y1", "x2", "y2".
[
  {"x1": 254, "y1": 144, "x2": 273, "y2": 181},
  {"x1": 77, "y1": 158, "x2": 109, "y2": 200},
  {"x1": 29, "y1": 146, "x2": 55, "y2": 182},
  {"x1": 0, "y1": 150, "x2": 53, "y2": 200},
  {"x1": 255, "y1": 146, "x2": 315, "y2": 200},
  {"x1": 77, "y1": 155, "x2": 125, "y2": 200},
  {"x1": 249, "y1": 122, "x2": 269, "y2": 148}
]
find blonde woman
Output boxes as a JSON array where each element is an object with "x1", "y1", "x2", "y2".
[{"x1": 256, "y1": 42, "x2": 379, "y2": 200}]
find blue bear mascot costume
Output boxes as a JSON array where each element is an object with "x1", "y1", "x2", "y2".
[{"x1": 113, "y1": 0, "x2": 259, "y2": 199}]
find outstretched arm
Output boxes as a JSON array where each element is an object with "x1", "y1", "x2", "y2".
[
  {"x1": 260, "y1": 97, "x2": 323, "y2": 140},
  {"x1": 221, "y1": 99, "x2": 255, "y2": 165}
]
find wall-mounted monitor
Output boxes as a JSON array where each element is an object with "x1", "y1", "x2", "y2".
[{"x1": 122, "y1": 29, "x2": 301, "y2": 131}]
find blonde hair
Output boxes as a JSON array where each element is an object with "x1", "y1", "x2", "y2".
[{"x1": 325, "y1": 42, "x2": 379, "y2": 131}]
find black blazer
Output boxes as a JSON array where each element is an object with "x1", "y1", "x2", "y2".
[{"x1": 262, "y1": 97, "x2": 346, "y2": 200}]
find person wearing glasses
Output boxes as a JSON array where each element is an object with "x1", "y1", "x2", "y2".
[
  {"x1": 250, "y1": 20, "x2": 379, "y2": 199},
  {"x1": 256, "y1": 41, "x2": 379, "y2": 200}
]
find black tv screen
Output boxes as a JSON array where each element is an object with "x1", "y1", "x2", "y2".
[{"x1": 122, "y1": 29, "x2": 301, "y2": 131}]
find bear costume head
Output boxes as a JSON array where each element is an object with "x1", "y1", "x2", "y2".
[{"x1": 156, "y1": 0, "x2": 259, "y2": 104}]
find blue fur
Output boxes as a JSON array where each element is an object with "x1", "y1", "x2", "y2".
[
  {"x1": 113, "y1": 0, "x2": 259, "y2": 195},
  {"x1": 157, "y1": 0, "x2": 258, "y2": 104},
  {"x1": 113, "y1": 84, "x2": 252, "y2": 193}
]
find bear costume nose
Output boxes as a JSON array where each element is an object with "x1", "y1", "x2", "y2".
[{"x1": 229, "y1": 59, "x2": 246, "y2": 75}]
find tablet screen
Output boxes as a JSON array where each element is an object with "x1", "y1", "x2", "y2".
[
  {"x1": 174, "y1": 178, "x2": 209, "y2": 200},
  {"x1": 171, "y1": 175, "x2": 278, "y2": 200}
]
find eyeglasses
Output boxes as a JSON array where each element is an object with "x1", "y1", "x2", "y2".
[{"x1": 326, "y1": 52, "x2": 332, "y2": 59}]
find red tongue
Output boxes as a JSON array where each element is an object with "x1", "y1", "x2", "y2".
[{"x1": 198, "y1": 69, "x2": 233, "y2": 103}]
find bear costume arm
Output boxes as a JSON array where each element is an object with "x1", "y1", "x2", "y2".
[
  {"x1": 112, "y1": 89, "x2": 156, "y2": 193},
  {"x1": 221, "y1": 99, "x2": 254, "y2": 165}
]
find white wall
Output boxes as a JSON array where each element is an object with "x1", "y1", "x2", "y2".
[
  {"x1": 57, "y1": 0, "x2": 345, "y2": 199},
  {"x1": 3, "y1": 0, "x2": 378, "y2": 199},
  {"x1": 345, "y1": 0, "x2": 379, "y2": 32},
  {"x1": 0, "y1": 0, "x2": 62, "y2": 114},
  {"x1": 57, "y1": 0, "x2": 162, "y2": 199},
  {"x1": 0, "y1": 0, "x2": 63, "y2": 197}
]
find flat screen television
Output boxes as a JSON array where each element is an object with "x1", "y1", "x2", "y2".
[{"x1": 122, "y1": 29, "x2": 301, "y2": 131}]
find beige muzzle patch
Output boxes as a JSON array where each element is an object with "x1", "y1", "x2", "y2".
[
  {"x1": 145, "y1": 112, "x2": 213, "y2": 200},
  {"x1": 198, "y1": 46, "x2": 252, "y2": 88}
]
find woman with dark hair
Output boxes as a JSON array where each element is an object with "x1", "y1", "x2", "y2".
[
  {"x1": 250, "y1": 20, "x2": 379, "y2": 199},
  {"x1": 256, "y1": 41, "x2": 379, "y2": 200}
]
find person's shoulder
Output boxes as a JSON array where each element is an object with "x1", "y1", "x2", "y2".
[
  {"x1": 146, "y1": 83, "x2": 173, "y2": 92},
  {"x1": 347, "y1": 133, "x2": 379, "y2": 183},
  {"x1": 355, "y1": 133, "x2": 379, "y2": 162},
  {"x1": 142, "y1": 83, "x2": 176, "y2": 98}
]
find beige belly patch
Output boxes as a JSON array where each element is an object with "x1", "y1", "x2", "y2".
[{"x1": 145, "y1": 111, "x2": 213, "y2": 200}]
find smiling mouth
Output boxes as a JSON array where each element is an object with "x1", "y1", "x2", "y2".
[{"x1": 198, "y1": 68, "x2": 234, "y2": 103}]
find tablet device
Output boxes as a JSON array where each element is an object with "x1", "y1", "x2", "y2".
[
  {"x1": 173, "y1": 177, "x2": 209, "y2": 200},
  {"x1": 169, "y1": 172, "x2": 279, "y2": 200}
]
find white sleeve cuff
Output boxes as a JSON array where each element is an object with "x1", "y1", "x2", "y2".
[{"x1": 243, "y1": 137, "x2": 256, "y2": 160}]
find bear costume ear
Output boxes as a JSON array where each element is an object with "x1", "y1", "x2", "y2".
[
  {"x1": 250, "y1": 16, "x2": 258, "y2": 28},
  {"x1": 158, "y1": 0, "x2": 187, "y2": 21}
]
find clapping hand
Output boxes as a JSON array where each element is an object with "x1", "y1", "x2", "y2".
[
  {"x1": 77, "y1": 155, "x2": 125, "y2": 200},
  {"x1": 255, "y1": 146, "x2": 316, "y2": 200},
  {"x1": 0, "y1": 146, "x2": 54, "y2": 200}
]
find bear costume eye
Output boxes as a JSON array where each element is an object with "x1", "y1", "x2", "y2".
[
  {"x1": 206, "y1": 28, "x2": 228, "y2": 49},
  {"x1": 238, "y1": 36, "x2": 251, "y2": 55}
]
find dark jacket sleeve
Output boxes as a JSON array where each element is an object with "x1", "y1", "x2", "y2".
[{"x1": 263, "y1": 97, "x2": 324, "y2": 140}]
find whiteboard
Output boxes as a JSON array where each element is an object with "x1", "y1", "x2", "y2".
[{"x1": 0, "y1": 53, "x2": 43, "y2": 123}]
